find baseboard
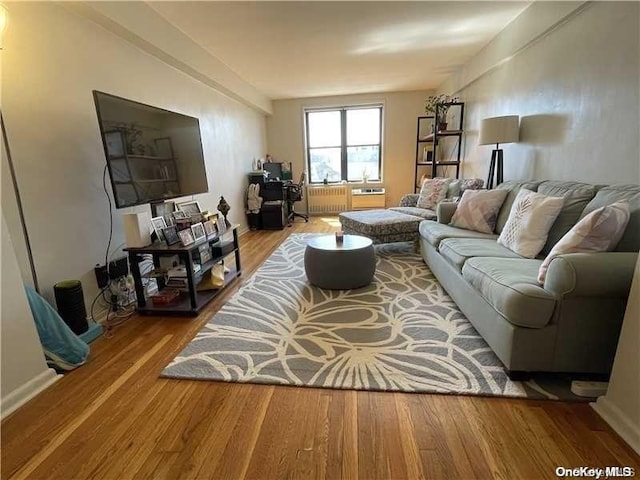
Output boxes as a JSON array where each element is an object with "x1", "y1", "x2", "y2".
[
  {"x1": 1, "y1": 368, "x2": 61, "y2": 419},
  {"x1": 591, "y1": 397, "x2": 640, "y2": 455}
]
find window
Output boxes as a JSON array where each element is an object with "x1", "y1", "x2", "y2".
[{"x1": 305, "y1": 105, "x2": 382, "y2": 183}]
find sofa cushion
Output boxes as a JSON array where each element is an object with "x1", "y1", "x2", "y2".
[
  {"x1": 417, "y1": 177, "x2": 451, "y2": 209},
  {"x1": 419, "y1": 220, "x2": 497, "y2": 248},
  {"x1": 439, "y1": 238, "x2": 522, "y2": 272},
  {"x1": 580, "y1": 185, "x2": 640, "y2": 252},
  {"x1": 497, "y1": 189, "x2": 564, "y2": 258},
  {"x1": 449, "y1": 189, "x2": 508, "y2": 234},
  {"x1": 495, "y1": 180, "x2": 542, "y2": 234},
  {"x1": 537, "y1": 181, "x2": 599, "y2": 254},
  {"x1": 389, "y1": 206, "x2": 436, "y2": 220},
  {"x1": 399, "y1": 193, "x2": 419, "y2": 208},
  {"x1": 462, "y1": 257, "x2": 556, "y2": 328},
  {"x1": 537, "y1": 202, "x2": 630, "y2": 284},
  {"x1": 447, "y1": 178, "x2": 485, "y2": 199}
]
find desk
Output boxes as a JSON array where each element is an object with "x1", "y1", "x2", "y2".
[{"x1": 247, "y1": 176, "x2": 293, "y2": 230}]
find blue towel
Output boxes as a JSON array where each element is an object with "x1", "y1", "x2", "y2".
[{"x1": 24, "y1": 285, "x2": 89, "y2": 370}]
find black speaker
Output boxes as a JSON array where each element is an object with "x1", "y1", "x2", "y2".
[{"x1": 54, "y1": 280, "x2": 89, "y2": 335}]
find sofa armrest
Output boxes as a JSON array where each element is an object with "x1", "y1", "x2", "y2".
[
  {"x1": 437, "y1": 202, "x2": 458, "y2": 224},
  {"x1": 544, "y1": 252, "x2": 638, "y2": 297},
  {"x1": 399, "y1": 194, "x2": 419, "y2": 207}
]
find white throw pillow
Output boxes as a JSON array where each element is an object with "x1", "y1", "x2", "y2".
[
  {"x1": 449, "y1": 189, "x2": 508, "y2": 234},
  {"x1": 417, "y1": 177, "x2": 452, "y2": 210},
  {"x1": 537, "y1": 202, "x2": 630, "y2": 284},
  {"x1": 497, "y1": 189, "x2": 564, "y2": 258}
]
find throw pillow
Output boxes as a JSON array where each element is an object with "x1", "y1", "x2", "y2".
[
  {"x1": 537, "y1": 202, "x2": 630, "y2": 284},
  {"x1": 497, "y1": 189, "x2": 564, "y2": 258},
  {"x1": 449, "y1": 189, "x2": 509, "y2": 234},
  {"x1": 459, "y1": 178, "x2": 485, "y2": 192},
  {"x1": 417, "y1": 177, "x2": 451, "y2": 210}
]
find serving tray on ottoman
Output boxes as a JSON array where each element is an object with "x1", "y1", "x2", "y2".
[{"x1": 338, "y1": 209, "x2": 423, "y2": 244}]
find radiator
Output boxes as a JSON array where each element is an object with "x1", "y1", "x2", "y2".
[{"x1": 306, "y1": 186, "x2": 348, "y2": 214}]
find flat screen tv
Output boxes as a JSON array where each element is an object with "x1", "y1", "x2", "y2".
[{"x1": 93, "y1": 91, "x2": 208, "y2": 208}]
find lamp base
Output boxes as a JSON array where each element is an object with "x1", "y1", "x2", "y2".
[{"x1": 486, "y1": 149, "x2": 504, "y2": 190}]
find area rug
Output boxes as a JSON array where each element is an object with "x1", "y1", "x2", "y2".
[{"x1": 162, "y1": 234, "x2": 590, "y2": 401}]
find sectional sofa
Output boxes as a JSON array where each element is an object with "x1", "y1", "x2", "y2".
[{"x1": 419, "y1": 180, "x2": 639, "y2": 378}]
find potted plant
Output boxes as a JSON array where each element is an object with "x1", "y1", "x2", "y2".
[{"x1": 424, "y1": 94, "x2": 459, "y2": 131}]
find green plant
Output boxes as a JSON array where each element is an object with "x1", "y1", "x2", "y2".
[{"x1": 424, "y1": 94, "x2": 459, "y2": 121}]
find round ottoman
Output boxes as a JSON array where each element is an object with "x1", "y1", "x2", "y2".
[{"x1": 304, "y1": 234, "x2": 375, "y2": 289}]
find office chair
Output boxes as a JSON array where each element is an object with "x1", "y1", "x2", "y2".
[{"x1": 285, "y1": 172, "x2": 309, "y2": 225}]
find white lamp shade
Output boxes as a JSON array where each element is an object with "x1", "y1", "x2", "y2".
[{"x1": 478, "y1": 115, "x2": 519, "y2": 146}]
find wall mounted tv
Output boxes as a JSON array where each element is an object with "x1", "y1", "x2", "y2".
[{"x1": 93, "y1": 91, "x2": 208, "y2": 208}]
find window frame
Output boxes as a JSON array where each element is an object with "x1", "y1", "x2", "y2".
[{"x1": 304, "y1": 104, "x2": 383, "y2": 184}]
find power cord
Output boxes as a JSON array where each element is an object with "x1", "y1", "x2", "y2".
[{"x1": 102, "y1": 164, "x2": 113, "y2": 278}]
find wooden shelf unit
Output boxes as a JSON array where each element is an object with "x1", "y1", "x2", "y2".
[
  {"x1": 125, "y1": 225, "x2": 242, "y2": 316},
  {"x1": 414, "y1": 102, "x2": 465, "y2": 192}
]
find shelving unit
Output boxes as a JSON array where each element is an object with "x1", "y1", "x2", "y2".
[
  {"x1": 125, "y1": 225, "x2": 241, "y2": 316},
  {"x1": 104, "y1": 130, "x2": 180, "y2": 207},
  {"x1": 414, "y1": 102, "x2": 465, "y2": 192}
]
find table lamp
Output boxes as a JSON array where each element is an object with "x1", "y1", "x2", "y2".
[{"x1": 478, "y1": 115, "x2": 519, "y2": 189}]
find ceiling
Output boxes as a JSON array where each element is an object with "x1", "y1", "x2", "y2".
[{"x1": 149, "y1": 1, "x2": 530, "y2": 100}]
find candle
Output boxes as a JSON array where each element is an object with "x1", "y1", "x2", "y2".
[{"x1": 335, "y1": 231, "x2": 344, "y2": 245}]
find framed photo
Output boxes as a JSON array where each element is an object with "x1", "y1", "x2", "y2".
[
  {"x1": 172, "y1": 210, "x2": 187, "y2": 221},
  {"x1": 162, "y1": 225, "x2": 181, "y2": 246},
  {"x1": 215, "y1": 216, "x2": 227, "y2": 235},
  {"x1": 203, "y1": 220, "x2": 216, "y2": 237},
  {"x1": 191, "y1": 222, "x2": 206, "y2": 242},
  {"x1": 178, "y1": 228, "x2": 195, "y2": 247},
  {"x1": 177, "y1": 201, "x2": 202, "y2": 216},
  {"x1": 151, "y1": 216, "x2": 167, "y2": 241},
  {"x1": 152, "y1": 201, "x2": 176, "y2": 225}
]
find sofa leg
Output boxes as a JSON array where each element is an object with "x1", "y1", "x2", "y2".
[{"x1": 506, "y1": 370, "x2": 531, "y2": 381}]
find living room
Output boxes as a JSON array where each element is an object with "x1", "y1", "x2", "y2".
[{"x1": 1, "y1": 1, "x2": 639, "y2": 478}]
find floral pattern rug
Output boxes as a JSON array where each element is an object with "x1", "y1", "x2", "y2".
[{"x1": 162, "y1": 234, "x2": 589, "y2": 401}]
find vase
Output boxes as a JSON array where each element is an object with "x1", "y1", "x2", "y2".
[{"x1": 438, "y1": 122, "x2": 448, "y2": 132}]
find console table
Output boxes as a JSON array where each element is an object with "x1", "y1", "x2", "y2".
[{"x1": 125, "y1": 225, "x2": 241, "y2": 316}]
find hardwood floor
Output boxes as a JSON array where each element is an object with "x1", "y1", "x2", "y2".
[{"x1": 2, "y1": 216, "x2": 639, "y2": 479}]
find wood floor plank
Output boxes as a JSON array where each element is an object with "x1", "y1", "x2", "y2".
[
  {"x1": 2, "y1": 217, "x2": 639, "y2": 480},
  {"x1": 9, "y1": 334, "x2": 173, "y2": 480},
  {"x1": 325, "y1": 390, "x2": 359, "y2": 480}
]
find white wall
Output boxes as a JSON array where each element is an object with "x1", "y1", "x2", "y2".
[
  {"x1": 592, "y1": 257, "x2": 640, "y2": 455},
  {"x1": 266, "y1": 90, "x2": 432, "y2": 208},
  {"x1": 440, "y1": 2, "x2": 639, "y2": 185},
  {"x1": 1, "y1": 213, "x2": 60, "y2": 418},
  {"x1": 1, "y1": 2, "x2": 267, "y2": 312}
]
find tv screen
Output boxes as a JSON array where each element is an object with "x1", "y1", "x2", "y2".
[{"x1": 93, "y1": 91, "x2": 208, "y2": 208}]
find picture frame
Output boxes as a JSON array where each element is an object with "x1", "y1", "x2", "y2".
[
  {"x1": 151, "y1": 201, "x2": 176, "y2": 225},
  {"x1": 162, "y1": 225, "x2": 181, "y2": 246},
  {"x1": 151, "y1": 216, "x2": 168, "y2": 241},
  {"x1": 178, "y1": 228, "x2": 195, "y2": 247},
  {"x1": 190, "y1": 222, "x2": 206, "y2": 242},
  {"x1": 215, "y1": 216, "x2": 227, "y2": 235},
  {"x1": 172, "y1": 210, "x2": 187, "y2": 221},
  {"x1": 203, "y1": 220, "x2": 217, "y2": 237},
  {"x1": 177, "y1": 201, "x2": 202, "y2": 216}
]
